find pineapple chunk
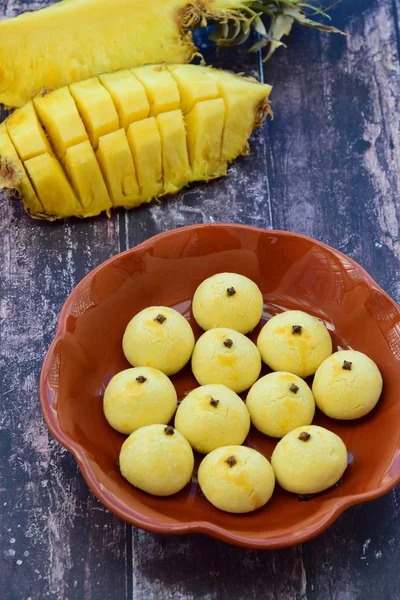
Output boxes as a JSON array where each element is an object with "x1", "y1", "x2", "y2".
[
  {"x1": 156, "y1": 110, "x2": 191, "y2": 195},
  {"x1": 33, "y1": 88, "x2": 88, "y2": 160},
  {"x1": 205, "y1": 67, "x2": 272, "y2": 162},
  {"x1": 185, "y1": 98, "x2": 226, "y2": 180},
  {"x1": 6, "y1": 101, "x2": 52, "y2": 161},
  {"x1": 133, "y1": 66, "x2": 180, "y2": 117},
  {"x1": 168, "y1": 65, "x2": 219, "y2": 114},
  {"x1": 97, "y1": 129, "x2": 141, "y2": 208},
  {"x1": 65, "y1": 141, "x2": 111, "y2": 216},
  {"x1": 127, "y1": 118, "x2": 163, "y2": 200},
  {"x1": 24, "y1": 153, "x2": 81, "y2": 218},
  {"x1": 0, "y1": 123, "x2": 43, "y2": 216},
  {"x1": 69, "y1": 78, "x2": 120, "y2": 148},
  {"x1": 99, "y1": 71, "x2": 150, "y2": 130}
]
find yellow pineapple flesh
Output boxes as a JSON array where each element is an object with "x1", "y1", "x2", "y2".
[
  {"x1": 97, "y1": 129, "x2": 141, "y2": 208},
  {"x1": 127, "y1": 118, "x2": 163, "y2": 201},
  {"x1": 33, "y1": 88, "x2": 88, "y2": 160},
  {"x1": 205, "y1": 67, "x2": 272, "y2": 162},
  {"x1": 133, "y1": 66, "x2": 180, "y2": 117},
  {"x1": 0, "y1": 64, "x2": 271, "y2": 220},
  {"x1": 64, "y1": 141, "x2": 111, "y2": 216},
  {"x1": 0, "y1": 123, "x2": 43, "y2": 216},
  {"x1": 69, "y1": 78, "x2": 120, "y2": 148},
  {"x1": 156, "y1": 110, "x2": 192, "y2": 195},
  {"x1": 185, "y1": 98, "x2": 226, "y2": 180},
  {"x1": 99, "y1": 71, "x2": 150, "y2": 130},
  {"x1": 6, "y1": 101, "x2": 52, "y2": 161},
  {"x1": 24, "y1": 153, "x2": 81, "y2": 218},
  {"x1": 168, "y1": 65, "x2": 220, "y2": 114}
]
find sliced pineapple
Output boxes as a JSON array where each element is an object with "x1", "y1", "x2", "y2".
[
  {"x1": 133, "y1": 66, "x2": 180, "y2": 117},
  {"x1": 99, "y1": 71, "x2": 150, "y2": 131},
  {"x1": 24, "y1": 153, "x2": 81, "y2": 218},
  {"x1": 156, "y1": 110, "x2": 191, "y2": 195},
  {"x1": 0, "y1": 123, "x2": 43, "y2": 217},
  {"x1": 33, "y1": 88, "x2": 88, "y2": 160},
  {"x1": 168, "y1": 65, "x2": 219, "y2": 114},
  {"x1": 6, "y1": 101, "x2": 52, "y2": 161},
  {"x1": 97, "y1": 129, "x2": 141, "y2": 208},
  {"x1": 204, "y1": 67, "x2": 272, "y2": 162},
  {"x1": 185, "y1": 98, "x2": 226, "y2": 180},
  {"x1": 127, "y1": 118, "x2": 163, "y2": 201},
  {"x1": 69, "y1": 78, "x2": 120, "y2": 148},
  {"x1": 64, "y1": 141, "x2": 111, "y2": 216},
  {"x1": 0, "y1": 64, "x2": 271, "y2": 220}
]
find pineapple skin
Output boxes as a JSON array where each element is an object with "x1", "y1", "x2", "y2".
[
  {"x1": 0, "y1": 0, "x2": 252, "y2": 109},
  {"x1": 0, "y1": 64, "x2": 272, "y2": 221}
]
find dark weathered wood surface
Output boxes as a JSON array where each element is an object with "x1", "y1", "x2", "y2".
[{"x1": 0, "y1": 1, "x2": 399, "y2": 599}]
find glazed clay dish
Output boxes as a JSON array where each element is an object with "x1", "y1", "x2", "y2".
[{"x1": 40, "y1": 224, "x2": 400, "y2": 549}]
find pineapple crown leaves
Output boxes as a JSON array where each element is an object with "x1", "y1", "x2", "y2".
[{"x1": 180, "y1": 1, "x2": 345, "y2": 61}]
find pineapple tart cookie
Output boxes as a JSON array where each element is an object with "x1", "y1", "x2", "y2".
[
  {"x1": 119, "y1": 424, "x2": 194, "y2": 496},
  {"x1": 257, "y1": 310, "x2": 332, "y2": 378},
  {"x1": 312, "y1": 350, "x2": 383, "y2": 420},
  {"x1": 191, "y1": 328, "x2": 261, "y2": 393},
  {"x1": 192, "y1": 272, "x2": 263, "y2": 334},
  {"x1": 246, "y1": 372, "x2": 315, "y2": 438},
  {"x1": 103, "y1": 367, "x2": 177, "y2": 434},
  {"x1": 174, "y1": 384, "x2": 250, "y2": 454},
  {"x1": 122, "y1": 306, "x2": 195, "y2": 376},
  {"x1": 271, "y1": 425, "x2": 348, "y2": 495},
  {"x1": 198, "y1": 445, "x2": 275, "y2": 513}
]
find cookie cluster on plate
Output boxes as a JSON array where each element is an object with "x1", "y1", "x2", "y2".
[{"x1": 103, "y1": 273, "x2": 383, "y2": 514}]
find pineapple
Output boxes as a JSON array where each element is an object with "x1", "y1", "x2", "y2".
[
  {"x1": 0, "y1": 65, "x2": 271, "y2": 220},
  {"x1": 0, "y1": 0, "x2": 343, "y2": 109},
  {"x1": 97, "y1": 129, "x2": 141, "y2": 208}
]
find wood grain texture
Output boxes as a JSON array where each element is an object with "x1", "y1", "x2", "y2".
[{"x1": 0, "y1": 1, "x2": 399, "y2": 599}]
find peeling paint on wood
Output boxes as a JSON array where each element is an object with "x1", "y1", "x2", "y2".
[{"x1": 0, "y1": 0, "x2": 399, "y2": 599}]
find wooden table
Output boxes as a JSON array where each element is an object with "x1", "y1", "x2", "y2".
[{"x1": 1, "y1": 1, "x2": 399, "y2": 598}]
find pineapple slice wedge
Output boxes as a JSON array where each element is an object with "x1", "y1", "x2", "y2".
[
  {"x1": 0, "y1": 123, "x2": 43, "y2": 217},
  {"x1": 0, "y1": 64, "x2": 271, "y2": 220},
  {"x1": 99, "y1": 71, "x2": 150, "y2": 130},
  {"x1": 185, "y1": 98, "x2": 226, "y2": 180},
  {"x1": 69, "y1": 78, "x2": 120, "y2": 149},
  {"x1": 24, "y1": 153, "x2": 82, "y2": 218},
  {"x1": 156, "y1": 110, "x2": 192, "y2": 195},
  {"x1": 133, "y1": 66, "x2": 180, "y2": 117},
  {"x1": 6, "y1": 101, "x2": 52, "y2": 161},
  {"x1": 204, "y1": 67, "x2": 271, "y2": 162},
  {"x1": 65, "y1": 141, "x2": 112, "y2": 216},
  {"x1": 127, "y1": 118, "x2": 163, "y2": 201},
  {"x1": 97, "y1": 129, "x2": 141, "y2": 208},
  {"x1": 168, "y1": 65, "x2": 220, "y2": 114},
  {"x1": 33, "y1": 88, "x2": 88, "y2": 161}
]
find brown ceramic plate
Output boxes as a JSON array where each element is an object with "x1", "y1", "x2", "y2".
[{"x1": 40, "y1": 224, "x2": 400, "y2": 549}]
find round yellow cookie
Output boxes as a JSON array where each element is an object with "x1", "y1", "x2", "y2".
[
  {"x1": 174, "y1": 384, "x2": 250, "y2": 454},
  {"x1": 198, "y1": 445, "x2": 275, "y2": 513},
  {"x1": 103, "y1": 367, "x2": 177, "y2": 434},
  {"x1": 191, "y1": 328, "x2": 261, "y2": 393},
  {"x1": 257, "y1": 310, "x2": 332, "y2": 378},
  {"x1": 246, "y1": 372, "x2": 315, "y2": 438},
  {"x1": 192, "y1": 272, "x2": 263, "y2": 334},
  {"x1": 312, "y1": 350, "x2": 383, "y2": 420},
  {"x1": 122, "y1": 306, "x2": 195, "y2": 376},
  {"x1": 271, "y1": 425, "x2": 348, "y2": 495},
  {"x1": 119, "y1": 424, "x2": 194, "y2": 496}
]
